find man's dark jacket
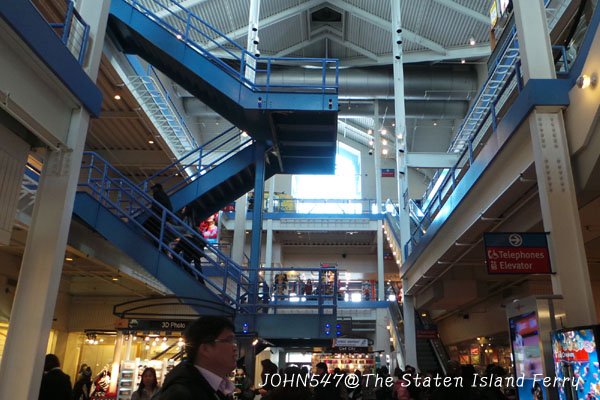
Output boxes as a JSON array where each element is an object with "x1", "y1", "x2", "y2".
[
  {"x1": 155, "y1": 361, "x2": 226, "y2": 400},
  {"x1": 38, "y1": 368, "x2": 72, "y2": 400}
]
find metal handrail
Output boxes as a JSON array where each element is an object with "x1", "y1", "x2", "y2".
[
  {"x1": 139, "y1": 126, "x2": 253, "y2": 195},
  {"x1": 79, "y1": 152, "x2": 252, "y2": 310},
  {"x1": 47, "y1": 0, "x2": 90, "y2": 64},
  {"x1": 407, "y1": 0, "x2": 573, "y2": 258},
  {"x1": 124, "y1": 0, "x2": 339, "y2": 94}
]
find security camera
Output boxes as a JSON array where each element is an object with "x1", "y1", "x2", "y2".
[
  {"x1": 395, "y1": 55, "x2": 401, "y2": 60},
  {"x1": 251, "y1": 23, "x2": 258, "y2": 32},
  {"x1": 398, "y1": 148, "x2": 405, "y2": 153},
  {"x1": 368, "y1": 149, "x2": 373, "y2": 155},
  {"x1": 253, "y1": 36, "x2": 260, "y2": 45},
  {"x1": 254, "y1": 50, "x2": 261, "y2": 57},
  {"x1": 396, "y1": 40, "x2": 402, "y2": 45},
  {"x1": 396, "y1": 28, "x2": 402, "y2": 34}
]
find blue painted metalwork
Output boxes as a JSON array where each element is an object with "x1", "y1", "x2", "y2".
[
  {"x1": 0, "y1": 1, "x2": 102, "y2": 117},
  {"x1": 77, "y1": 152, "x2": 253, "y2": 309},
  {"x1": 47, "y1": 0, "x2": 90, "y2": 65},
  {"x1": 110, "y1": 0, "x2": 338, "y2": 101},
  {"x1": 405, "y1": 0, "x2": 584, "y2": 260},
  {"x1": 403, "y1": 79, "x2": 571, "y2": 270},
  {"x1": 249, "y1": 141, "x2": 267, "y2": 314},
  {"x1": 140, "y1": 127, "x2": 252, "y2": 195}
]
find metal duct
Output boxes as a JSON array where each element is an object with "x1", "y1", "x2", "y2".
[
  {"x1": 182, "y1": 98, "x2": 468, "y2": 120},
  {"x1": 175, "y1": 67, "x2": 478, "y2": 101}
]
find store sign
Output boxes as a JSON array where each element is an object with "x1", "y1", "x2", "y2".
[
  {"x1": 381, "y1": 168, "x2": 395, "y2": 178},
  {"x1": 333, "y1": 338, "x2": 369, "y2": 353},
  {"x1": 416, "y1": 329, "x2": 439, "y2": 339},
  {"x1": 483, "y1": 233, "x2": 552, "y2": 274},
  {"x1": 127, "y1": 319, "x2": 189, "y2": 331}
]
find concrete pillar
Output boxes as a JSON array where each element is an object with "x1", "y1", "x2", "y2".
[
  {"x1": 0, "y1": 1, "x2": 109, "y2": 396},
  {"x1": 231, "y1": 196, "x2": 248, "y2": 265},
  {"x1": 514, "y1": 0, "x2": 597, "y2": 326},
  {"x1": 390, "y1": 0, "x2": 411, "y2": 262},
  {"x1": 402, "y1": 292, "x2": 418, "y2": 369},
  {"x1": 244, "y1": 0, "x2": 261, "y2": 83}
]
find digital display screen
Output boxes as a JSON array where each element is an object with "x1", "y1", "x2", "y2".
[
  {"x1": 509, "y1": 311, "x2": 545, "y2": 400},
  {"x1": 552, "y1": 327, "x2": 600, "y2": 400}
]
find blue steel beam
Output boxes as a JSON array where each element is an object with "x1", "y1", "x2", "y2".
[
  {"x1": 0, "y1": 1, "x2": 102, "y2": 117},
  {"x1": 249, "y1": 141, "x2": 267, "y2": 314},
  {"x1": 73, "y1": 192, "x2": 225, "y2": 303},
  {"x1": 403, "y1": 78, "x2": 571, "y2": 272}
]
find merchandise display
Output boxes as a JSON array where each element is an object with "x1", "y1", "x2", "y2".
[{"x1": 312, "y1": 353, "x2": 375, "y2": 374}]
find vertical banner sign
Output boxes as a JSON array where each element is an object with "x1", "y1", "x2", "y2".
[{"x1": 483, "y1": 233, "x2": 552, "y2": 274}]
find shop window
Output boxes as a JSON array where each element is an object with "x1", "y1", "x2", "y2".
[{"x1": 292, "y1": 142, "x2": 362, "y2": 213}]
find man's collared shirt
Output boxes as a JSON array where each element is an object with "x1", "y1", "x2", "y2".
[{"x1": 195, "y1": 365, "x2": 235, "y2": 396}]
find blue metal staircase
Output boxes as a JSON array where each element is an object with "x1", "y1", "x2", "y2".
[
  {"x1": 74, "y1": 152, "x2": 253, "y2": 312},
  {"x1": 107, "y1": 0, "x2": 339, "y2": 174},
  {"x1": 138, "y1": 127, "x2": 279, "y2": 219}
]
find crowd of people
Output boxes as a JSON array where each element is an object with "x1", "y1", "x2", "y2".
[{"x1": 39, "y1": 316, "x2": 518, "y2": 400}]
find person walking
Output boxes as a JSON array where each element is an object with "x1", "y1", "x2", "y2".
[
  {"x1": 38, "y1": 354, "x2": 72, "y2": 400},
  {"x1": 155, "y1": 316, "x2": 238, "y2": 400}
]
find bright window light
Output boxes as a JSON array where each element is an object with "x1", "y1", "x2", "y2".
[
  {"x1": 292, "y1": 142, "x2": 362, "y2": 213},
  {"x1": 351, "y1": 292, "x2": 362, "y2": 302}
]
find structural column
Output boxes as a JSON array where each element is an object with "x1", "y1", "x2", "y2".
[
  {"x1": 0, "y1": 2, "x2": 109, "y2": 397},
  {"x1": 249, "y1": 141, "x2": 267, "y2": 313},
  {"x1": 390, "y1": 0, "x2": 411, "y2": 261},
  {"x1": 264, "y1": 176, "x2": 276, "y2": 294},
  {"x1": 374, "y1": 102, "x2": 385, "y2": 301},
  {"x1": 232, "y1": 0, "x2": 261, "y2": 266},
  {"x1": 514, "y1": 0, "x2": 597, "y2": 326},
  {"x1": 401, "y1": 292, "x2": 418, "y2": 369}
]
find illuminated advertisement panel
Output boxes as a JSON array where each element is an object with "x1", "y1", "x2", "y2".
[
  {"x1": 509, "y1": 311, "x2": 546, "y2": 399},
  {"x1": 552, "y1": 326, "x2": 600, "y2": 400}
]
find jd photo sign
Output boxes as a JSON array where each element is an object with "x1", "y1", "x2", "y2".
[{"x1": 483, "y1": 232, "x2": 552, "y2": 274}]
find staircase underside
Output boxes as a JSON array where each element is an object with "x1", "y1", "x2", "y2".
[{"x1": 107, "y1": 0, "x2": 338, "y2": 174}]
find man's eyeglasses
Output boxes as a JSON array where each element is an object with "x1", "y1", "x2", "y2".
[{"x1": 212, "y1": 338, "x2": 238, "y2": 347}]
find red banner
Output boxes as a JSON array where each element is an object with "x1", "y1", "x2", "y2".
[{"x1": 486, "y1": 247, "x2": 551, "y2": 274}]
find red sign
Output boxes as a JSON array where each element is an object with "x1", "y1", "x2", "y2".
[
  {"x1": 554, "y1": 348, "x2": 589, "y2": 362},
  {"x1": 416, "y1": 329, "x2": 438, "y2": 339},
  {"x1": 486, "y1": 247, "x2": 551, "y2": 274}
]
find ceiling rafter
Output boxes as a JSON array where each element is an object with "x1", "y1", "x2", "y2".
[
  {"x1": 155, "y1": 0, "x2": 210, "y2": 19},
  {"x1": 322, "y1": 33, "x2": 380, "y2": 62},
  {"x1": 431, "y1": 0, "x2": 490, "y2": 25},
  {"x1": 205, "y1": 0, "x2": 324, "y2": 51},
  {"x1": 327, "y1": 0, "x2": 447, "y2": 55},
  {"x1": 275, "y1": 35, "x2": 324, "y2": 58}
]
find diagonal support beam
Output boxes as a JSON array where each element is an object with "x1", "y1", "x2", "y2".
[
  {"x1": 205, "y1": 0, "x2": 323, "y2": 51},
  {"x1": 431, "y1": 0, "x2": 490, "y2": 25},
  {"x1": 323, "y1": 33, "x2": 380, "y2": 62},
  {"x1": 275, "y1": 35, "x2": 324, "y2": 57},
  {"x1": 155, "y1": 0, "x2": 210, "y2": 19},
  {"x1": 328, "y1": 0, "x2": 447, "y2": 55}
]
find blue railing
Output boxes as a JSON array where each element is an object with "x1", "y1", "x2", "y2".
[
  {"x1": 124, "y1": 0, "x2": 339, "y2": 94},
  {"x1": 406, "y1": 2, "x2": 574, "y2": 258},
  {"x1": 139, "y1": 126, "x2": 254, "y2": 195},
  {"x1": 242, "y1": 267, "x2": 338, "y2": 317},
  {"x1": 79, "y1": 151, "x2": 253, "y2": 310},
  {"x1": 47, "y1": 0, "x2": 90, "y2": 65}
]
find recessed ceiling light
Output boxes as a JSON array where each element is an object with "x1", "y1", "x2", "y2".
[
  {"x1": 65, "y1": 257, "x2": 73, "y2": 262},
  {"x1": 112, "y1": 277, "x2": 119, "y2": 281},
  {"x1": 148, "y1": 140, "x2": 154, "y2": 144},
  {"x1": 461, "y1": 58, "x2": 466, "y2": 64},
  {"x1": 382, "y1": 148, "x2": 388, "y2": 155},
  {"x1": 469, "y1": 37, "x2": 476, "y2": 46},
  {"x1": 113, "y1": 94, "x2": 121, "y2": 100}
]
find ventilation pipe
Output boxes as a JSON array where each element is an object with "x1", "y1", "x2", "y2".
[
  {"x1": 174, "y1": 67, "x2": 478, "y2": 101},
  {"x1": 182, "y1": 98, "x2": 468, "y2": 120}
]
